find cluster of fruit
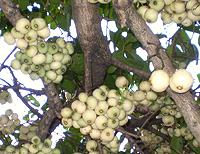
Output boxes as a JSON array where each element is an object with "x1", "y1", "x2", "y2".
[
  {"x1": 87, "y1": 0, "x2": 111, "y2": 4},
  {"x1": 0, "y1": 109, "x2": 20, "y2": 135},
  {"x1": 11, "y1": 38, "x2": 74, "y2": 83},
  {"x1": 0, "y1": 90, "x2": 12, "y2": 104},
  {"x1": 135, "y1": 0, "x2": 200, "y2": 26},
  {"x1": 84, "y1": 137, "x2": 119, "y2": 154},
  {"x1": 60, "y1": 77, "x2": 136, "y2": 153},
  {"x1": 149, "y1": 69, "x2": 193, "y2": 93},
  {"x1": 2, "y1": 136, "x2": 60, "y2": 154},
  {"x1": 3, "y1": 17, "x2": 74, "y2": 83},
  {"x1": 19, "y1": 125, "x2": 38, "y2": 141}
]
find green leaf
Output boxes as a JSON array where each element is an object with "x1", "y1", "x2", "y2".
[
  {"x1": 70, "y1": 53, "x2": 84, "y2": 75},
  {"x1": 170, "y1": 136, "x2": 183, "y2": 154},
  {"x1": 107, "y1": 66, "x2": 117, "y2": 74},
  {"x1": 197, "y1": 74, "x2": 200, "y2": 82},
  {"x1": 61, "y1": 79, "x2": 77, "y2": 93},
  {"x1": 17, "y1": 0, "x2": 30, "y2": 10},
  {"x1": 26, "y1": 95, "x2": 40, "y2": 107}
]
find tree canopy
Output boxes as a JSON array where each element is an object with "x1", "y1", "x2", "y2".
[{"x1": 0, "y1": 0, "x2": 200, "y2": 153}]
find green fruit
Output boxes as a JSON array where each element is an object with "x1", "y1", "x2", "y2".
[
  {"x1": 38, "y1": 68, "x2": 45, "y2": 77},
  {"x1": 48, "y1": 43, "x2": 59, "y2": 54},
  {"x1": 45, "y1": 54, "x2": 53, "y2": 63},
  {"x1": 21, "y1": 54, "x2": 32, "y2": 64},
  {"x1": 20, "y1": 64, "x2": 31, "y2": 74},
  {"x1": 31, "y1": 136, "x2": 41, "y2": 145},
  {"x1": 14, "y1": 51, "x2": 22, "y2": 60},
  {"x1": 30, "y1": 72, "x2": 40, "y2": 80},
  {"x1": 31, "y1": 64, "x2": 40, "y2": 71},
  {"x1": 11, "y1": 59, "x2": 21, "y2": 70},
  {"x1": 32, "y1": 54, "x2": 46, "y2": 65},
  {"x1": 38, "y1": 42, "x2": 48, "y2": 53},
  {"x1": 31, "y1": 18, "x2": 46, "y2": 31}
]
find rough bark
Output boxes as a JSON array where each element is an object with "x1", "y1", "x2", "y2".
[
  {"x1": 72, "y1": 0, "x2": 111, "y2": 93},
  {"x1": 0, "y1": 0, "x2": 23, "y2": 26},
  {"x1": 113, "y1": 0, "x2": 200, "y2": 144}
]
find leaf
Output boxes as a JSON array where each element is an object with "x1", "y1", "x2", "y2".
[
  {"x1": 61, "y1": 79, "x2": 77, "y2": 93},
  {"x1": 170, "y1": 136, "x2": 183, "y2": 154},
  {"x1": 26, "y1": 95, "x2": 40, "y2": 107},
  {"x1": 197, "y1": 74, "x2": 200, "y2": 82},
  {"x1": 17, "y1": 0, "x2": 30, "y2": 10},
  {"x1": 107, "y1": 66, "x2": 117, "y2": 74},
  {"x1": 70, "y1": 53, "x2": 84, "y2": 75}
]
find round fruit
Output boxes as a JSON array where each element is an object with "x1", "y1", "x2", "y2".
[
  {"x1": 100, "y1": 127, "x2": 114, "y2": 142},
  {"x1": 169, "y1": 69, "x2": 193, "y2": 93},
  {"x1": 61, "y1": 107, "x2": 72, "y2": 118},
  {"x1": 82, "y1": 109, "x2": 97, "y2": 124},
  {"x1": 32, "y1": 54, "x2": 46, "y2": 65},
  {"x1": 16, "y1": 18, "x2": 30, "y2": 34},
  {"x1": 144, "y1": 8, "x2": 159, "y2": 23},
  {"x1": 149, "y1": 70, "x2": 170, "y2": 92},
  {"x1": 139, "y1": 81, "x2": 151, "y2": 91},
  {"x1": 86, "y1": 140, "x2": 97, "y2": 152},
  {"x1": 149, "y1": 0, "x2": 165, "y2": 12},
  {"x1": 115, "y1": 76, "x2": 129, "y2": 88},
  {"x1": 11, "y1": 59, "x2": 21, "y2": 70},
  {"x1": 3, "y1": 32, "x2": 16, "y2": 45},
  {"x1": 37, "y1": 27, "x2": 50, "y2": 38}
]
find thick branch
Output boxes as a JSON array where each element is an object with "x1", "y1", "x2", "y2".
[
  {"x1": 111, "y1": 57, "x2": 150, "y2": 79},
  {"x1": 0, "y1": 0, "x2": 23, "y2": 26},
  {"x1": 113, "y1": 0, "x2": 200, "y2": 144},
  {"x1": 72, "y1": 0, "x2": 111, "y2": 93}
]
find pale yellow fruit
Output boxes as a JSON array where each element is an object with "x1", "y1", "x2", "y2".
[
  {"x1": 95, "y1": 115, "x2": 107, "y2": 130},
  {"x1": 98, "y1": 0, "x2": 111, "y2": 4},
  {"x1": 82, "y1": 109, "x2": 96, "y2": 124},
  {"x1": 100, "y1": 127, "x2": 114, "y2": 142},
  {"x1": 161, "y1": 11, "x2": 172, "y2": 24},
  {"x1": 172, "y1": 12, "x2": 187, "y2": 24},
  {"x1": 186, "y1": 0, "x2": 198, "y2": 10},
  {"x1": 149, "y1": 70, "x2": 170, "y2": 92},
  {"x1": 3, "y1": 32, "x2": 16, "y2": 45},
  {"x1": 181, "y1": 18, "x2": 193, "y2": 27},
  {"x1": 16, "y1": 39, "x2": 28, "y2": 49},
  {"x1": 139, "y1": 81, "x2": 151, "y2": 91},
  {"x1": 16, "y1": 18, "x2": 30, "y2": 34},
  {"x1": 86, "y1": 140, "x2": 97, "y2": 152},
  {"x1": 37, "y1": 27, "x2": 50, "y2": 38},
  {"x1": 162, "y1": 115, "x2": 175, "y2": 126},
  {"x1": 78, "y1": 92, "x2": 88, "y2": 103},
  {"x1": 133, "y1": 90, "x2": 145, "y2": 101},
  {"x1": 60, "y1": 107, "x2": 72, "y2": 118},
  {"x1": 169, "y1": 69, "x2": 193, "y2": 93},
  {"x1": 137, "y1": 6, "x2": 148, "y2": 19},
  {"x1": 192, "y1": 3, "x2": 200, "y2": 16},
  {"x1": 149, "y1": 0, "x2": 165, "y2": 12},
  {"x1": 115, "y1": 76, "x2": 129, "y2": 88},
  {"x1": 163, "y1": 0, "x2": 174, "y2": 5},
  {"x1": 90, "y1": 129, "x2": 101, "y2": 139},
  {"x1": 144, "y1": 8, "x2": 159, "y2": 23}
]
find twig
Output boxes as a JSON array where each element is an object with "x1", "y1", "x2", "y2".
[
  {"x1": 117, "y1": 127, "x2": 139, "y2": 139},
  {"x1": 111, "y1": 57, "x2": 150, "y2": 79}
]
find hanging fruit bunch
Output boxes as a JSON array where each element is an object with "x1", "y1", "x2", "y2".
[{"x1": 3, "y1": 17, "x2": 74, "y2": 84}]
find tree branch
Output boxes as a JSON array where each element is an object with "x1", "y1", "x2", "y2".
[
  {"x1": 111, "y1": 57, "x2": 150, "y2": 79},
  {"x1": 112, "y1": 0, "x2": 200, "y2": 144},
  {"x1": 72, "y1": 0, "x2": 111, "y2": 93}
]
